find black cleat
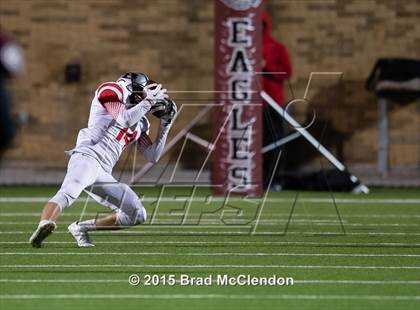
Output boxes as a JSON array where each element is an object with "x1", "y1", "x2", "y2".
[{"x1": 29, "y1": 221, "x2": 57, "y2": 248}]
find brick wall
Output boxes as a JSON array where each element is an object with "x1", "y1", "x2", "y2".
[
  {"x1": 1, "y1": 0, "x2": 419, "y2": 170},
  {"x1": 266, "y1": 0, "x2": 420, "y2": 168}
]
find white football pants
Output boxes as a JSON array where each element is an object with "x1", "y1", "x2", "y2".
[{"x1": 50, "y1": 153, "x2": 147, "y2": 226}]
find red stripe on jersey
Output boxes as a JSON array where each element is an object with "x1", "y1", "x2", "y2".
[
  {"x1": 98, "y1": 89, "x2": 120, "y2": 104},
  {"x1": 97, "y1": 82, "x2": 123, "y2": 104},
  {"x1": 97, "y1": 82, "x2": 123, "y2": 95}
]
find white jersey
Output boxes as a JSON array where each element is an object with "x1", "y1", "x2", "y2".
[{"x1": 70, "y1": 81, "x2": 150, "y2": 172}]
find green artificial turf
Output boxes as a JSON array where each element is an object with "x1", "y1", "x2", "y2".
[{"x1": 0, "y1": 186, "x2": 419, "y2": 310}]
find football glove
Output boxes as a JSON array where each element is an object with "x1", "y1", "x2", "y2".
[
  {"x1": 143, "y1": 83, "x2": 168, "y2": 104},
  {"x1": 160, "y1": 99, "x2": 177, "y2": 125}
]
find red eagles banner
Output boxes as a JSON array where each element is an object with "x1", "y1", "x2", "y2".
[{"x1": 213, "y1": 0, "x2": 263, "y2": 196}]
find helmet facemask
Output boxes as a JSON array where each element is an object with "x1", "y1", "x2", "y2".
[{"x1": 117, "y1": 72, "x2": 149, "y2": 105}]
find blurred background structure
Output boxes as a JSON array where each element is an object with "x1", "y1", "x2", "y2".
[{"x1": 0, "y1": 0, "x2": 419, "y2": 187}]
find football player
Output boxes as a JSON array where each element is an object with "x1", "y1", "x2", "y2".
[{"x1": 29, "y1": 72, "x2": 176, "y2": 247}]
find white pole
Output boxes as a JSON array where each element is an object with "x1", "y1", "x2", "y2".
[
  {"x1": 261, "y1": 90, "x2": 346, "y2": 171},
  {"x1": 262, "y1": 131, "x2": 301, "y2": 154},
  {"x1": 377, "y1": 98, "x2": 388, "y2": 177}
]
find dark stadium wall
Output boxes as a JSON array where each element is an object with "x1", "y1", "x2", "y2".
[{"x1": 0, "y1": 0, "x2": 418, "y2": 170}]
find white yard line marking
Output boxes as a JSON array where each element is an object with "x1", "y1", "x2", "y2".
[
  {"x1": 296, "y1": 280, "x2": 420, "y2": 285},
  {"x1": 2, "y1": 252, "x2": 420, "y2": 258},
  {"x1": 1, "y1": 231, "x2": 420, "y2": 236},
  {"x1": 249, "y1": 232, "x2": 420, "y2": 236},
  {"x1": 0, "y1": 294, "x2": 418, "y2": 300},
  {"x1": 0, "y1": 220, "x2": 351, "y2": 224},
  {"x1": 1, "y1": 212, "x2": 419, "y2": 219},
  {"x1": 1, "y1": 221, "x2": 419, "y2": 228},
  {"x1": 0, "y1": 213, "x2": 100, "y2": 217},
  {"x1": 1, "y1": 241, "x2": 419, "y2": 247},
  {"x1": 0, "y1": 279, "x2": 125, "y2": 283},
  {"x1": 1, "y1": 197, "x2": 420, "y2": 204},
  {"x1": 0, "y1": 264, "x2": 419, "y2": 270},
  {"x1": 0, "y1": 279, "x2": 418, "y2": 285}
]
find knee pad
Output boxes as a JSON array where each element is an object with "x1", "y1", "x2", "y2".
[
  {"x1": 116, "y1": 206, "x2": 147, "y2": 227},
  {"x1": 49, "y1": 179, "x2": 85, "y2": 211},
  {"x1": 117, "y1": 189, "x2": 147, "y2": 225},
  {"x1": 49, "y1": 189, "x2": 77, "y2": 211}
]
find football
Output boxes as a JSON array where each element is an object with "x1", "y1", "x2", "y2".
[{"x1": 149, "y1": 99, "x2": 168, "y2": 118}]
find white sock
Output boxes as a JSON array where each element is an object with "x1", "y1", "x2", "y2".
[
  {"x1": 38, "y1": 219, "x2": 54, "y2": 228},
  {"x1": 78, "y1": 219, "x2": 96, "y2": 232}
]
